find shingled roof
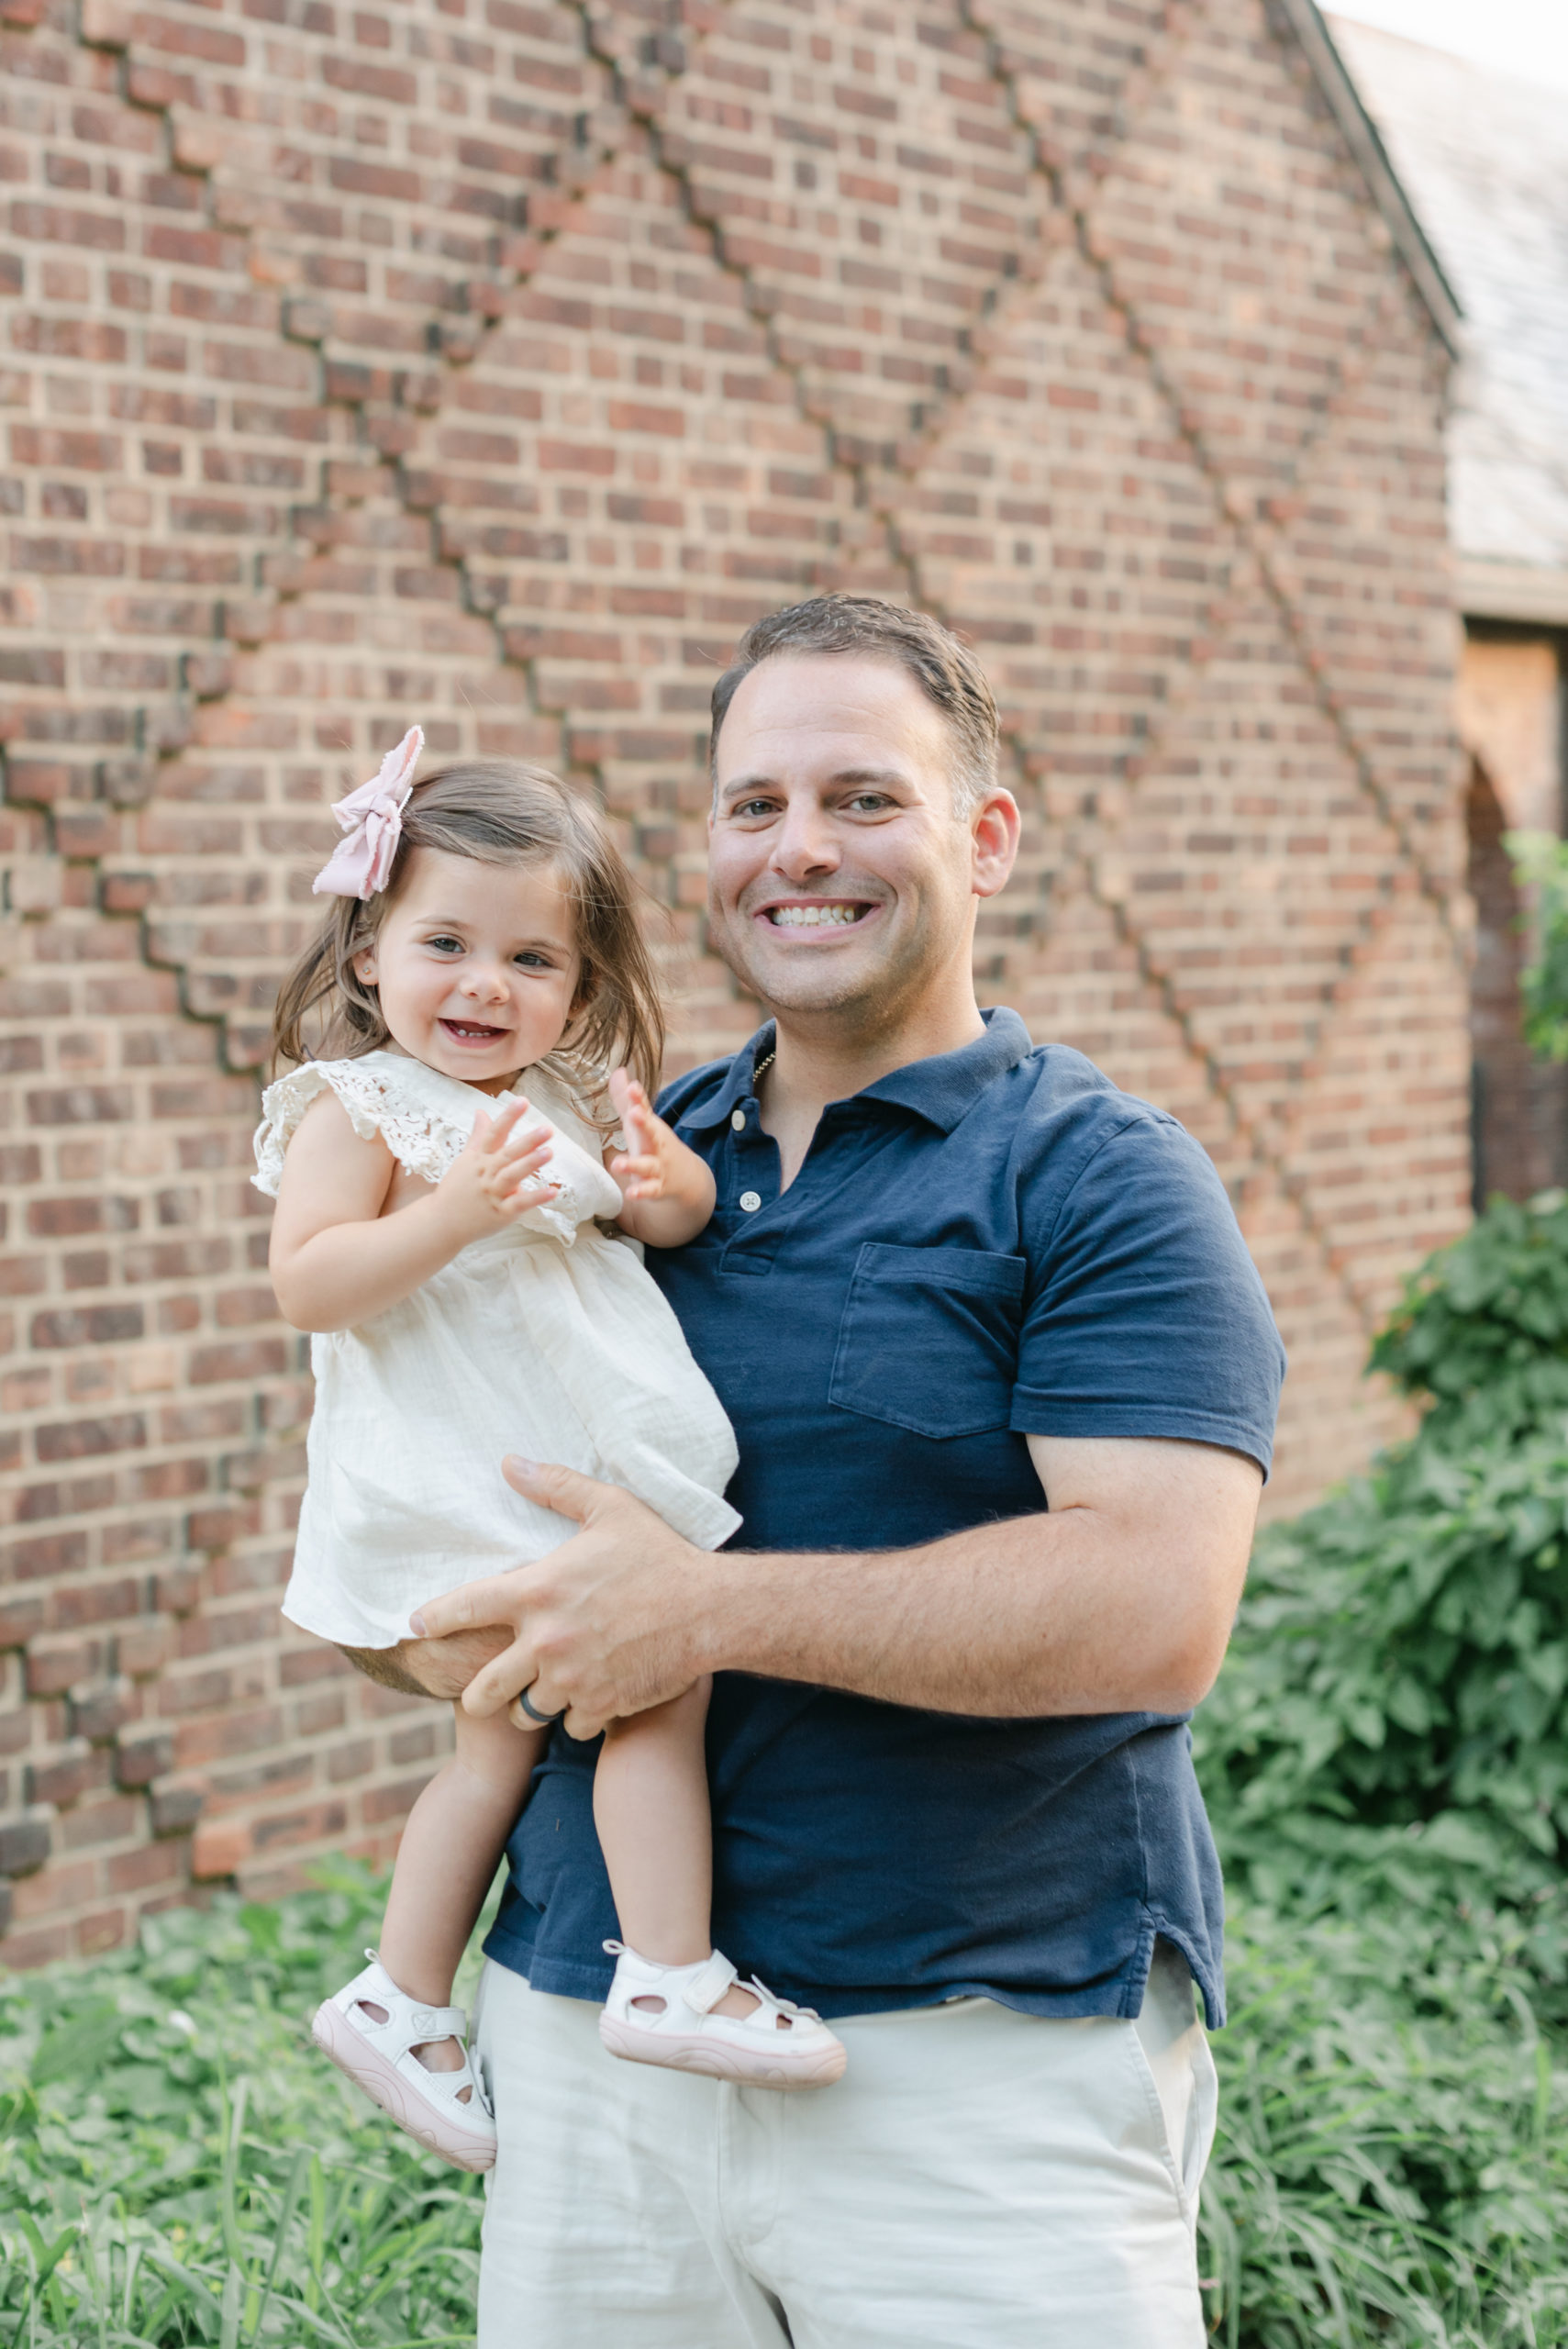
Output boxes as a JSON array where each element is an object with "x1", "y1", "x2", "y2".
[{"x1": 1328, "y1": 12, "x2": 1568, "y2": 619}]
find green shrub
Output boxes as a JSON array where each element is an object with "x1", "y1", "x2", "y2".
[
  {"x1": 1201, "y1": 1900, "x2": 1568, "y2": 2348},
  {"x1": 1368, "y1": 1186, "x2": 1568, "y2": 1450},
  {"x1": 1194, "y1": 1188, "x2": 1568, "y2": 2341},
  {"x1": 1198, "y1": 1190, "x2": 1568, "y2": 1976},
  {"x1": 0, "y1": 1864, "x2": 484, "y2": 2347}
]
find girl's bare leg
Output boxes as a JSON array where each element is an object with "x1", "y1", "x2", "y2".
[
  {"x1": 373, "y1": 1703, "x2": 542, "y2": 2071},
  {"x1": 594, "y1": 1675, "x2": 758, "y2": 2020}
]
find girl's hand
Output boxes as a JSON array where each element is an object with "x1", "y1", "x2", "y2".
[
  {"x1": 607, "y1": 1069, "x2": 687, "y2": 1204},
  {"x1": 268, "y1": 1088, "x2": 565, "y2": 1335},
  {"x1": 606, "y1": 1068, "x2": 717, "y2": 1246},
  {"x1": 437, "y1": 1096, "x2": 561, "y2": 1244}
]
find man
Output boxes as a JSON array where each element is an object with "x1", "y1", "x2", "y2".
[{"x1": 401, "y1": 596, "x2": 1284, "y2": 2345}]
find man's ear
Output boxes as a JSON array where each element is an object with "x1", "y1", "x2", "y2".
[{"x1": 971, "y1": 786, "x2": 1022, "y2": 901}]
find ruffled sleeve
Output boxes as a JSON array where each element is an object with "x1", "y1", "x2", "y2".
[
  {"x1": 254, "y1": 1064, "x2": 351, "y2": 1197},
  {"x1": 251, "y1": 1054, "x2": 623, "y2": 1245},
  {"x1": 251, "y1": 1054, "x2": 476, "y2": 1200}
]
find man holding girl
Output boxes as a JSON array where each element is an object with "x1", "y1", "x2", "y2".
[{"x1": 265, "y1": 593, "x2": 1283, "y2": 2345}]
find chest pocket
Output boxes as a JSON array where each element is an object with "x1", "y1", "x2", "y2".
[{"x1": 829, "y1": 1242, "x2": 1028, "y2": 1440}]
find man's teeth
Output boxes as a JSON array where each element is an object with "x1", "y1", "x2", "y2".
[{"x1": 767, "y1": 905, "x2": 862, "y2": 928}]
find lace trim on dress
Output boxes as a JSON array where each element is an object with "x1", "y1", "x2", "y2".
[{"x1": 251, "y1": 1058, "x2": 587, "y2": 1241}]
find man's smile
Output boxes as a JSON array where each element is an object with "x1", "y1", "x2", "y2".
[{"x1": 756, "y1": 898, "x2": 879, "y2": 931}]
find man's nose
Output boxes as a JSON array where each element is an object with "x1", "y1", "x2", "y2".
[{"x1": 770, "y1": 800, "x2": 842, "y2": 881}]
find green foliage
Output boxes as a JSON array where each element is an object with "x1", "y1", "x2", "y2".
[
  {"x1": 0, "y1": 1864, "x2": 484, "y2": 2347},
  {"x1": 8, "y1": 1876, "x2": 1567, "y2": 2349},
  {"x1": 1199, "y1": 1189, "x2": 1568, "y2": 1961},
  {"x1": 1194, "y1": 1186, "x2": 1568, "y2": 2341},
  {"x1": 1200, "y1": 1901, "x2": 1568, "y2": 2349},
  {"x1": 1507, "y1": 831, "x2": 1568, "y2": 1064},
  {"x1": 1196, "y1": 1425, "x2": 1568, "y2": 1949},
  {"x1": 1369, "y1": 1186, "x2": 1568, "y2": 1448}
]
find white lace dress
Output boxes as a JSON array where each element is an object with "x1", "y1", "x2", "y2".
[{"x1": 252, "y1": 1051, "x2": 740, "y2": 1648}]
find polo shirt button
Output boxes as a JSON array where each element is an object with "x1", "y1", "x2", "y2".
[
  {"x1": 730, "y1": 1109, "x2": 746, "y2": 1131},
  {"x1": 739, "y1": 1190, "x2": 762, "y2": 1213}
]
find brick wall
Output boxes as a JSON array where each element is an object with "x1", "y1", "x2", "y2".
[{"x1": 0, "y1": 0, "x2": 1470, "y2": 1963}]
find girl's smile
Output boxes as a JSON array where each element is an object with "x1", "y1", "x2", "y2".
[{"x1": 353, "y1": 850, "x2": 583, "y2": 1094}]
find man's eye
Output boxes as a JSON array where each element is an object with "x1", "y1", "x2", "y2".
[
  {"x1": 731, "y1": 797, "x2": 780, "y2": 819},
  {"x1": 846, "y1": 793, "x2": 894, "y2": 813}
]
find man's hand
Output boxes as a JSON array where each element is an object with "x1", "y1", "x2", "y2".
[{"x1": 409, "y1": 1460, "x2": 716, "y2": 1739}]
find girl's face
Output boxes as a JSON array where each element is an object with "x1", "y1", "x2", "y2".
[{"x1": 353, "y1": 850, "x2": 583, "y2": 1095}]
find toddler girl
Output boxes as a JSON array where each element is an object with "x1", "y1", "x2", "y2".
[{"x1": 254, "y1": 729, "x2": 845, "y2": 2171}]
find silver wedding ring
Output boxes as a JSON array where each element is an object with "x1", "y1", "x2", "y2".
[{"x1": 515, "y1": 1683, "x2": 568, "y2": 1727}]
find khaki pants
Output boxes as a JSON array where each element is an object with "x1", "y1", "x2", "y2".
[{"x1": 472, "y1": 1941, "x2": 1217, "y2": 2347}]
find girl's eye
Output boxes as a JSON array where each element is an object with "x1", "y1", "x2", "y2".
[
  {"x1": 513, "y1": 952, "x2": 556, "y2": 970},
  {"x1": 427, "y1": 935, "x2": 464, "y2": 954}
]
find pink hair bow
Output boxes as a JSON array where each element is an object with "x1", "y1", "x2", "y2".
[{"x1": 312, "y1": 725, "x2": 424, "y2": 900}]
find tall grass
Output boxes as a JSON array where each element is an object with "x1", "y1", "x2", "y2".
[
  {"x1": 6, "y1": 1869, "x2": 1568, "y2": 2347},
  {"x1": 0, "y1": 1865, "x2": 483, "y2": 2347},
  {"x1": 1201, "y1": 1903, "x2": 1568, "y2": 2347}
]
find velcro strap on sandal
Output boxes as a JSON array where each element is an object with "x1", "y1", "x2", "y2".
[
  {"x1": 405, "y1": 2001, "x2": 466, "y2": 2041},
  {"x1": 683, "y1": 1953, "x2": 739, "y2": 2016}
]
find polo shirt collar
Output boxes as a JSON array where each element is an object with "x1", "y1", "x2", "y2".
[
  {"x1": 682, "y1": 1007, "x2": 1032, "y2": 1135},
  {"x1": 860, "y1": 1008, "x2": 1033, "y2": 1131},
  {"x1": 680, "y1": 1029, "x2": 778, "y2": 1130}
]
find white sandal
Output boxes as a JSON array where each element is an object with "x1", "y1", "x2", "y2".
[
  {"x1": 311, "y1": 1950, "x2": 497, "y2": 2172},
  {"x1": 598, "y1": 1941, "x2": 848, "y2": 2090}
]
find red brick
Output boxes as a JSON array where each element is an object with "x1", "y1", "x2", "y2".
[
  {"x1": 71, "y1": 1677, "x2": 135, "y2": 1741},
  {"x1": 151, "y1": 1783, "x2": 205, "y2": 1836},
  {"x1": 28, "y1": 1744, "x2": 101, "y2": 1807},
  {"x1": 26, "y1": 1639, "x2": 106, "y2": 1698},
  {"x1": 117, "y1": 1620, "x2": 173, "y2": 1677},
  {"x1": 77, "y1": 1904, "x2": 129, "y2": 1953},
  {"x1": 115, "y1": 1729, "x2": 172, "y2": 1786},
  {"x1": 0, "y1": 1815, "x2": 51, "y2": 1874},
  {"x1": 0, "y1": 1600, "x2": 48, "y2": 1647}
]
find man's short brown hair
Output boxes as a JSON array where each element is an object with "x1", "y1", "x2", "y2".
[{"x1": 709, "y1": 595, "x2": 1001, "y2": 817}]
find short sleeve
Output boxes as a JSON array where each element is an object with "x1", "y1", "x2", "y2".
[
  {"x1": 252, "y1": 1053, "x2": 623, "y2": 1241},
  {"x1": 251, "y1": 1063, "x2": 371, "y2": 1197},
  {"x1": 250, "y1": 1056, "x2": 465, "y2": 1199},
  {"x1": 1009, "y1": 1111, "x2": 1285, "y2": 1474}
]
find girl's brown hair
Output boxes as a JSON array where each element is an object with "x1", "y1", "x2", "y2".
[{"x1": 272, "y1": 760, "x2": 665, "y2": 1099}]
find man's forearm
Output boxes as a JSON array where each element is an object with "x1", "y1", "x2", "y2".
[
  {"x1": 694, "y1": 1507, "x2": 1234, "y2": 1719},
  {"x1": 340, "y1": 1624, "x2": 514, "y2": 1702},
  {"x1": 411, "y1": 1439, "x2": 1262, "y2": 1738}
]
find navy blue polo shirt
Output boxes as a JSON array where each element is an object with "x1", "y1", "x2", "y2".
[{"x1": 485, "y1": 1009, "x2": 1284, "y2": 2027}]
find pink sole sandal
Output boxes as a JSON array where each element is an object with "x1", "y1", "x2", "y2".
[
  {"x1": 598, "y1": 1941, "x2": 848, "y2": 2090},
  {"x1": 312, "y1": 1950, "x2": 497, "y2": 2173}
]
